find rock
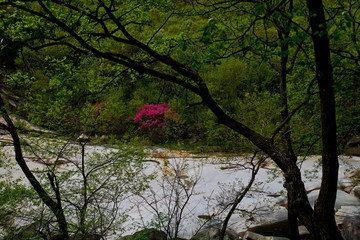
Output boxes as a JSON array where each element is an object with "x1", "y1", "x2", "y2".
[
  {"x1": 335, "y1": 206, "x2": 360, "y2": 240},
  {"x1": 335, "y1": 190, "x2": 360, "y2": 209},
  {"x1": 120, "y1": 228, "x2": 167, "y2": 240},
  {"x1": 346, "y1": 137, "x2": 360, "y2": 156},
  {"x1": 343, "y1": 186, "x2": 354, "y2": 193},
  {"x1": 344, "y1": 169, "x2": 360, "y2": 179},
  {"x1": 350, "y1": 185, "x2": 360, "y2": 199},
  {"x1": 0, "y1": 129, "x2": 8, "y2": 135},
  {"x1": 247, "y1": 220, "x2": 290, "y2": 238},
  {"x1": 243, "y1": 231, "x2": 290, "y2": 240},
  {"x1": 247, "y1": 220, "x2": 309, "y2": 239},
  {"x1": 243, "y1": 231, "x2": 264, "y2": 239},
  {"x1": 148, "y1": 146, "x2": 168, "y2": 154},
  {"x1": 307, "y1": 189, "x2": 360, "y2": 209},
  {"x1": 298, "y1": 225, "x2": 310, "y2": 236},
  {"x1": 191, "y1": 226, "x2": 238, "y2": 240},
  {"x1": 99, "y1": 135, "x2": 108, "y2": 142}
]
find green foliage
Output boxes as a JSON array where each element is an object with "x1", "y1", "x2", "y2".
[
  {"x1": 16, "y1": 136, "x2": 150, "y2": 239},
  {"x1": 0, "y1": 180, "x2": 32, "y2": 213},
  {"x1": 0, "y1": 180, "x2": 35, "y2": 238},
  {"x1": 0, "y1": 0, "x2": 359, "y2": 153},
  {"x1": 0, "y1": 2, "x2": 359, "y2": 240},
  {"x1": 351, "y1": 169, "x2": 360, "y2": 186}
]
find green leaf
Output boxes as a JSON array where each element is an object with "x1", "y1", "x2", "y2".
[
  {"x1": 342, "y1": 11, "x2": 354, "y2": 23},
  {"x1": 46, "y1": 0, "x2": 51, "y2": 8}
]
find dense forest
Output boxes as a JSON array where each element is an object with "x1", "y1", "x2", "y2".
[
  {"x1": 0, "y1": 0, "x2": 359, "y2": 239},
  {"x1": 1, "y1": 0, "x2": 359, "y2": 152}
]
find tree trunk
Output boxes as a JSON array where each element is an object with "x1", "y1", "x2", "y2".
[
  {"x1": 200, "y1": 89, "x2": 341, "y2": 239},
  {"x1": 278, "y1": 27, "x2": 300, "y2": 240},
  {"x1": 306, "y1": 0, "x2": 343, "y2": 239}
]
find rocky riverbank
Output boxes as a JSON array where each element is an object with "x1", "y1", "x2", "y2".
[{"x1": 1, "y1": 130, "x2": 360, "y2": 239}]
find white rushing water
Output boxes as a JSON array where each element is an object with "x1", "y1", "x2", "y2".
[{"x1": 1, "y1": 140, "x2": 359, "y2": 239}]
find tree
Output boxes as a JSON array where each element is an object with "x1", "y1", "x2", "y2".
[
  {"x1": 0, "y1": 99, "x2": 149, "y2": 239},
  {"x1": 306, "y1": 0, "x2": 342, "y2": 238},
  {"x1": 0, "y1": 96, "x2": 70, "y2": 239},
  {"x1": 0, "y1": 0, "x2": 353, "y2": 239},
  {"x1": 138, "y1": 159, "x2": 201, "y2": 239}
]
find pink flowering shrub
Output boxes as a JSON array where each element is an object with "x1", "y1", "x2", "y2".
[
  {"x1": 134, "y1": 103, "x2": 181, "y2": 142},
  {"x1": 93, "y1": 102, "x2": 105, "y2": 118}
]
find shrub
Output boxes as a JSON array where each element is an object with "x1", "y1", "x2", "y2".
[
  {"x1": 93, "y1": 102, "x2": 105, "y2": 119},
  {"x1": 134, "y1": 103, "x2": 181, "y2": 142}
]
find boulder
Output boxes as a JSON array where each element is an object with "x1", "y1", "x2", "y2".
[
  {"x1": 246, "y1": 220, "x2": 308, "y2": 239},
  {"x1": 346, "y1": 137, "x2": 360, "y2": 156},
  {"x1": 307, "y1": 189, "x2": 360, "y2": 209},
  {"x1": 335, "y1": 190, "x2": 360, "y2": 209},
  {"x1": 191, "y1": 225, "x2": 238, "y2": 240},
  {"x1": 243, "y1": 231, "x2": 264, "y2": 240},
  {"x1": 247, "y1": 220, "x2": 290, "y2": 238},
  {"x1": 336, "y1": 206, "x2": 360, "y2": 240},
  {"x1": 120, "y1": 229, "x2": 167, "y2": 240}
]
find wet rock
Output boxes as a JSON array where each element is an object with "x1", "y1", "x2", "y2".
[
  {"x1": 307, "y1": 189, "x2": 360, "y2": 209},
  {"x1": 336, "y1": 206, "x2": 360, "y2": 240},
  {"x1": 335, "y1": 190, "x2": 360, "y2": 209}
]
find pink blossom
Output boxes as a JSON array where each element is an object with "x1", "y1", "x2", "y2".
[
  {"x1": 134, "y1": 103, "x2": 173, "y2": 130},
  {"x1": 93, "y1": 102, "x2": 105, "y2": 118}
]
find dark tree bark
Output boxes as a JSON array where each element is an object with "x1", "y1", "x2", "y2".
[
  {"x1": 306, "y1": 0, "x2": 343, "y2": 239},
  {"x1": 272, "y1": 2, "x2": 299, "y2": 236}
]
